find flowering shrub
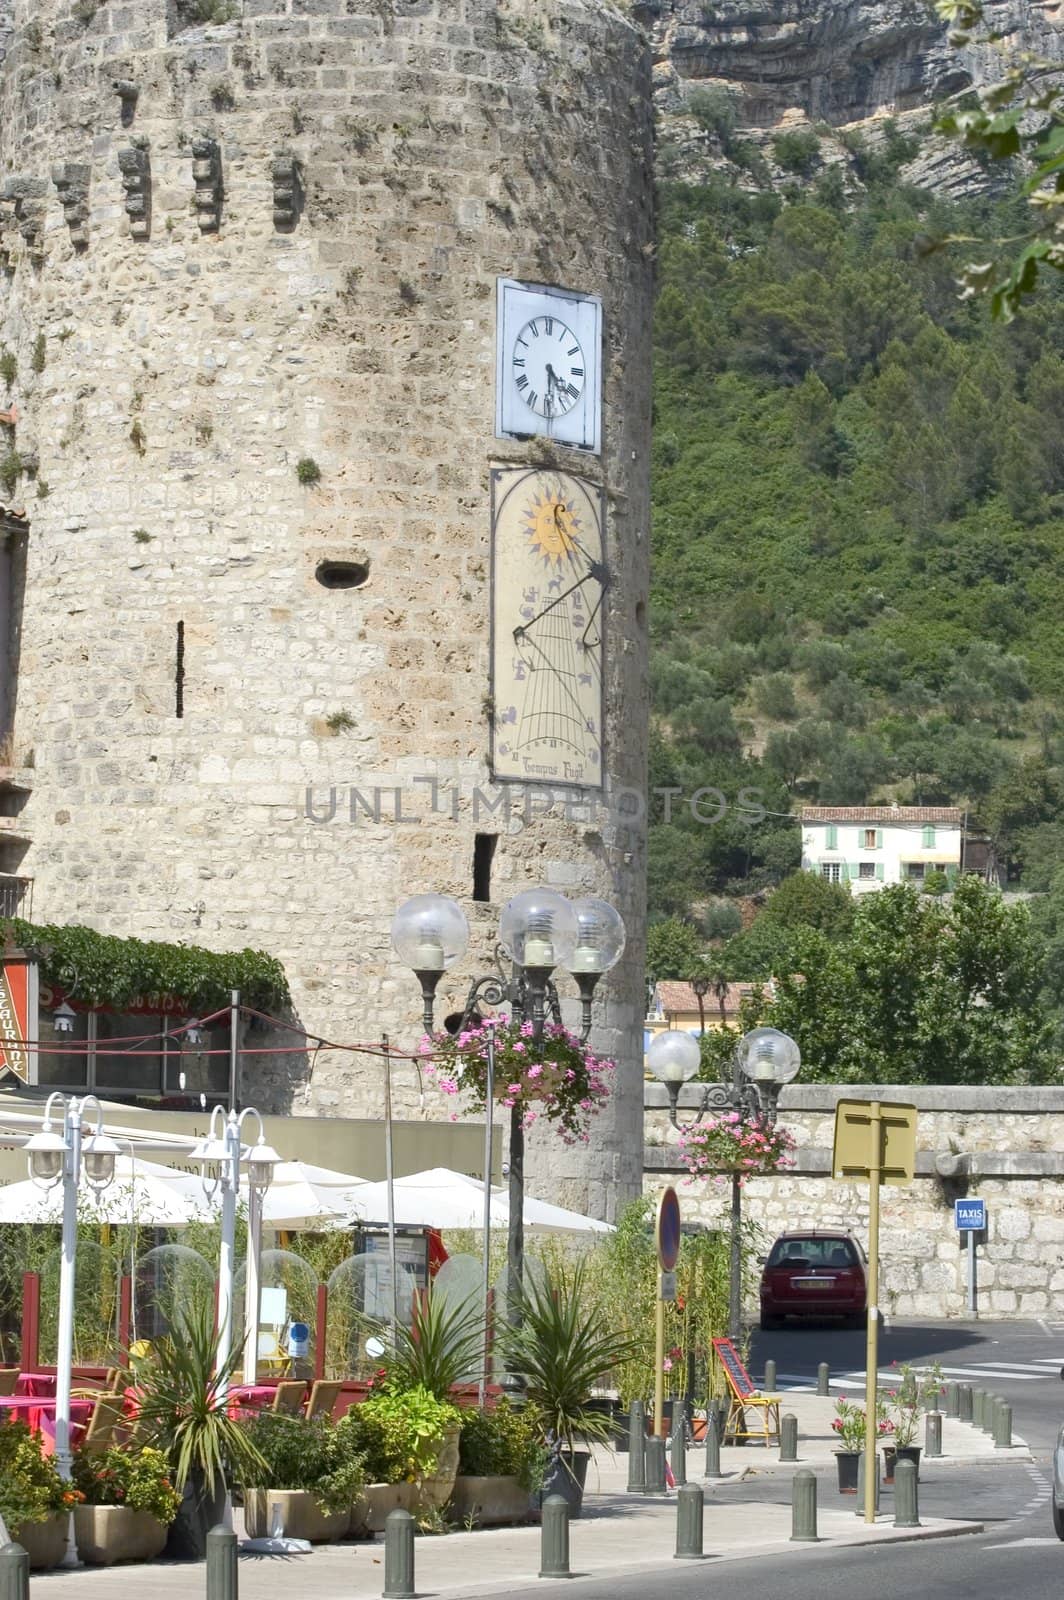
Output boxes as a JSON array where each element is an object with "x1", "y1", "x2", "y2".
[
  {"x1": 887, "y1": 1361, "x2": 944, "y2": 1446},
  {"x1": 0, "y1": 1421, "x2": 82, "y2": 1530},
  {"x1": 831, "y1": 1395, "x2": 892, "y2": 1452},
  {"x1": 677, "y1": 1112, "x2": 796, "y2": 1183},
  {"x1": 73, "y1": 1445, "x2": 181, "y2": 1524},
  {"x1": 421, "y1": 1018, "x2": 614, "y2": 1142}
]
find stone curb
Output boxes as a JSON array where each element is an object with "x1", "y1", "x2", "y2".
[{"x1": 429, "y1": 1518, "x2": 986, "y2": 1597}]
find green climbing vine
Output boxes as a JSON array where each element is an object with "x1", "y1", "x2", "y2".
[{"x1": 3, "y1": 917, "x2": 289, "y2": 1013}]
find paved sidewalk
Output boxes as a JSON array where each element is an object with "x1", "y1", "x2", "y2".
[{"x1": 31, "y1": 1394, "x2": 1020, "y2": 1598}]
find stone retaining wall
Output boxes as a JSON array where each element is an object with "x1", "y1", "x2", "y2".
[{"x1": 645, "y1": 1083, "x2": 1064, "y2": 1319}]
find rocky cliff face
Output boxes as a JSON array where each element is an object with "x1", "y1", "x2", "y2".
[{"x1": 645, "y1": 0, "x2": 1064, "y2": 195}]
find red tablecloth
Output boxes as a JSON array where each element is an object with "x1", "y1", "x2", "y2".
[
  {"x1": 0, "y1": 1395, "x2": 94, "y2": 1453},
  {"x1": 15, "y1": 1373, "x2": 57, "y2": 1398},
  {"x1": 227, "y1": 1384, "x2": 282, "y2": 1417}
]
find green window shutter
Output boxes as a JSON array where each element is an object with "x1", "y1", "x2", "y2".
[
  {"x1": 826, "y1": 824, "x2": 838, "y2": 849},
  {"x1": 876, "y1": 863, "x2": 884, "y2": 881},
  {"x1": 922, "y1": 825, "x2": 935, "y2": 848},
  {"x1": 945, "y1": 865, "x2": 958, "y2": 886},
  {"x1": 839, "y1": 861, "x2": 849, "y2": 881},
  {"x1": 876, "y1": 829, "x2": 884, "y2": 849}
]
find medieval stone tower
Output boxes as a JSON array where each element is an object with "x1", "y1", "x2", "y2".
[{"x1": 0, "y1": 0, "x2": 654, "y2": 1217}]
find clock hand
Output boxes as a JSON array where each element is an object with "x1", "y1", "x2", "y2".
[{"x1": 514, "y1": 572, "x2": 598, "y2": 637}]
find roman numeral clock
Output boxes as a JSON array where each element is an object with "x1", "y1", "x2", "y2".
[{"x1": 491, "y1": 280, "x2": 607, "y2": 790}]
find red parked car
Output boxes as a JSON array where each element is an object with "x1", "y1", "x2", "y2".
[{"x1": 758, "y1": 1231, "x2": 868, "y2": 1330}]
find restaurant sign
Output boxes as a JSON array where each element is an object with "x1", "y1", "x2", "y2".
[{"x1": 0, "y1": 953, "x2": 37, "y2": 1085}]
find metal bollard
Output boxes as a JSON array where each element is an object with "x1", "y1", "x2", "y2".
[
  {"x1": 855, "y1": 1447, "x2": 880, "y2": 1516},
  {"x1": 539, "y1": 1496, "x2": 571, "y2": 1579},
  {"x1": 994, "y1": 1401, "x2": 1013, "y2": 1449},
  {"x1": 645, "y1": 1434, "x2": 667, "y2": 1495},
  {"x1": 817, "y1": 1362, "x2": 830, "y2": 1397},
  {"x1": 674, "y1": 1483, "x2": 706, "y2": 1560},
  {"x1": 764, "y1": 1358, "x2": 777, "y2": 1393},
  {"x1": 383, "y1": 1509, "x2": 415, "y2": 1600},
  {"x1": 779, "y1": 1412, "x2": 798, "y2": 1463},
  {"x1": 958, "y1": 1383, "x2": 973, "y2": 1423},
  {"x1": 206, "y1": 1526, "x2": 239, "y2": 1600},
  {"x1": 925, "y1": 1411, "x2": 942, "y2": 1459},
  {"x1": 670, "y1": 1402, "x2": 688, "y2": 1487},
  {"x1": 0, "y1": 1544, "x2": 29, "y2": 1600},
  {"x1": 790, "y1": 1469, "x2": 818, "y2": 1542},
  {"x1": 945, "y1": 1380, "x2": 959, "y2": 1418},
  {"x1": 627, "y1": 1401, "x2": 646, "y2": 1494},
  {"x1": 893, "y1": 1458, "x2": 920, "y2": 1528},
  {"x1": 972, "y1": 1388, "x2": 986, "y2": 1429},
  {"x1": 704, "y1": 1410, "x2": 722, "y2": 1480}
]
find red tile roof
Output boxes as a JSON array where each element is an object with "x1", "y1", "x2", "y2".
[
  {"x1": 800, "y1": 806, "x2": 963, "y2": 825},
  {"x1": 654, "y1": 980, "x2": 767, "y2": 1015}
]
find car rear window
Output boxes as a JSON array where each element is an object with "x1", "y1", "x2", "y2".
[{"x1": 767, "y1": 1238, "x2": 859, "y2": 1268}]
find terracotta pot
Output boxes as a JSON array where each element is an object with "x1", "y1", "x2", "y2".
[
  {"x1": 74, "y1": 1506, "x2": 168, "y2": 1566},
  {"x1": 418, "y1": 1423, "x2": 462, "y2": 1511},
  {"x1": 12, "y1": 1513, "x2": 68, "y2": 1570},
  {"x1": 348, "y1": 1481, "x2": 418, "y2": 1537},
  {"x1": 243, "y1": 1489, "x2": 348, "y2": 1544},
  {"x1": 449, "y1": 1475, "x2": 534, "y2": 1528}
]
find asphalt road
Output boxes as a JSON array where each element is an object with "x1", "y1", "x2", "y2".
[{"x1": 473, "y1": 1320, "x2": 1064, "y2": 1600}]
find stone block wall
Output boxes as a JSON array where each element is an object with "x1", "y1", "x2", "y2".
[
  {"x1": 0, "y1": 0, "x2": 655, "y2": 1217},
  {"x1": 646, "y1": 1082, "x2": 1064, "y2": 1319}
]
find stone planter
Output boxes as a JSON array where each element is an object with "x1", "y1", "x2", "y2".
[
  {"x1": 74, "y1": 1506, "x2": 169, "y2": 1566},
  {"x1": 449, "y1": 1475, "x2": 533, "y2": 1528},
  {"x1": 349, "y1": 1481, "x2": 418, "y2": 1537},
  {"x1": 418, "y1": 1423, "x2": 462, "y2": 1512},
  {"x1": 243, "y1": 1489, "x2": 348, "y2": 1544},
  {"x1": 13, "y1": 1513, "x2": 68, "y2": 1570}
]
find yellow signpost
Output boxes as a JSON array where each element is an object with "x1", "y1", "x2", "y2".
[{"x1": 832, "y1": 1099, "x2": 917, "y2": 1525}]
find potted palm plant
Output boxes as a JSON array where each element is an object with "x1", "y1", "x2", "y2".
[
  {"x1": 380, "y1": 1293, "x2": 486, "y2": 1512},
  {"x1": 498, "y1": 1262, "x2": 639, "y2": 1518},
  {"x1": 130, "y1": 1301, "x2": 266, "y2": 1560}
]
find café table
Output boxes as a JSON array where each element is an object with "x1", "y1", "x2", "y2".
[
  {"x1": 15, "y1": 1373, "x2": 57, "y2": 1398},
  {"x1": 0, "y1": 1394, "x2": 95, "y2": 1452}
]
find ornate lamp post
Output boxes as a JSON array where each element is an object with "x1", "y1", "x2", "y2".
[
  {"x1": 25, "y1": 1094, "x2": 119, "y2": 1563},
  {"x1": 190, "y1": 1106, "x2": 281, "y2": 1397},
  {"x1": 649, "y1": 1025, "x2": 800, "y2": 1340},
  {"x1": 392, "y1": 887, "x2": 625, "y2": 1316}
]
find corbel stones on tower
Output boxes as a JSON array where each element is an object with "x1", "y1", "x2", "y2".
[
  {"x1": 271, "y1": 153, "x2": 303, "y2": 232},
  {"x1": 118, "y1": 140, "x2": 152, "y2": 241},
  {"x1": 113, "y1": 79, "x2": 139, "y2": 127},
  {"x1": 191, "y1": 136, "x2": 223, "y2": 234},
  {"x1": 52, "y1": 163, "x2": 90, "y2": 251},
  {"x1": 0, "y1": 176, "x2": 48, "y2": 261}
]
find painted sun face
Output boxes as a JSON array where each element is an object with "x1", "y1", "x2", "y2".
[{"x1": 524, "y1": 493, "x2": 580, "y2": 566}]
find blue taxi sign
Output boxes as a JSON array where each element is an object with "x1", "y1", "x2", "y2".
[{"x1": 954, "y1": 1198, "x2": 986, "y2": 1232}]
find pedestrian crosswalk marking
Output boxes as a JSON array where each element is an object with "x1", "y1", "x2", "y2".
[{"x1": 774, "y1": 1357, "x2": 1064, "y2": 1391}]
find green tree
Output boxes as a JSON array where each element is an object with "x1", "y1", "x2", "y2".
[{"x1": 646, "y1": 917, "x2": 705, "y2": 983}]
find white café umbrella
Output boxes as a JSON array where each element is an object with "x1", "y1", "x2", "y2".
[
  {"x1": 134, "y1": 1158, "x2": 367, "y2": 1230},
  {"x1": 344, "y1": 1166, "x2": 613, "y2": 1235},
  {"x1": 0, "y1": 1154, "x2": 204, "y2": 1228}
]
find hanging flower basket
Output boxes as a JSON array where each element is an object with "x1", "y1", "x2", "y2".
[
  {"x1": 677, "y1": 1113, "x2": 796, "y2": 1185},
  {"x1": 420, "y1": 1019, "x2": 615, "y2": 1143}
]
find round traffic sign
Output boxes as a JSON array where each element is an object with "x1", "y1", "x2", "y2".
[{"x1": 656, "y1": 1186, "x2": 681, "y2": 1272}]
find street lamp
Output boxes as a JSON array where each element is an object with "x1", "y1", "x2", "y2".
[
  {"x1": 650, "y1": 1025, "x2": 800, "y2": 1341},
  {"x1": 26, "y1": 1093, "x2": 119, "y2": 1566},
  {"x1": 392, "y1": 886, "x2": 625, "y2": 1328},
  {"x1": 190, "y1": 1106, "x2": 280, "y2": 1398},
  {"x1": 646, "y1": 1029, "x2": 702, "y2": 1126}
]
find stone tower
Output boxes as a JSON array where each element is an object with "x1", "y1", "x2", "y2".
[{"x1": 0, "y1": 0, "x2": 654, "y2": 1217}]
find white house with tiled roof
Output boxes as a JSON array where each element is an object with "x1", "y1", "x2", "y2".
[{"x1": 800, "y1": 806, "x2": 963, "y2": 895}]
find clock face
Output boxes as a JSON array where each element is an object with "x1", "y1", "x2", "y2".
[
  {"x1": 511, "y1": 318, "x2": 586, "y2": 419},
  {"x1": 490, "y1": 466, "x2": 607, "y2": 790},
  {"x1": 496, "y1": 279, "x2": 602, "y2": 453}
]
